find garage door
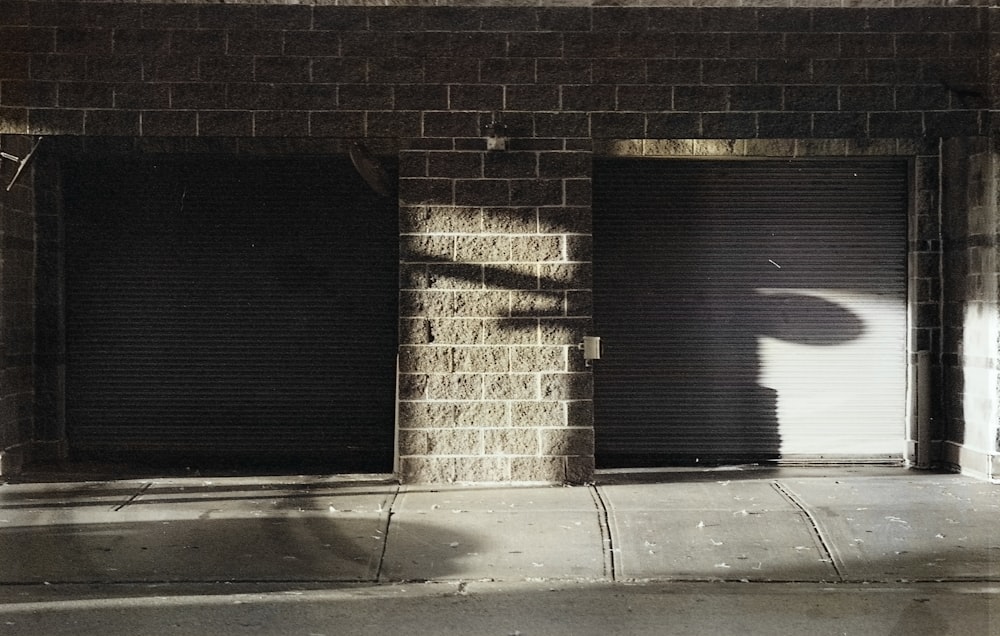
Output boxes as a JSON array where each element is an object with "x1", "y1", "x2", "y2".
[
  {"x1": 593, "y1": 158, "x2": 907, "y2": 467},
  {"x1": 64, "y1": 155, "x2": 398, "y2": 471}
]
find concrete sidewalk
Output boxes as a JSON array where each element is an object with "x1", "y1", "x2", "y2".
[{"x1": 1, "y1": 466, "x2": 997, "y2": 586}]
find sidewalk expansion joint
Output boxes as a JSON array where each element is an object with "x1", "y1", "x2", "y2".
[
  {"x1": 771, "y1": 481, "x2": 844, "y2": 583},
  {"x1": 373, "y1": 486, "x2": 400, "y2": 582},
  {"x1": 588, "y1": 485, "x2": 617, "y2": 582},
  {"x1": 113, "y1": 482, "x2": 152, "y2": 512}
]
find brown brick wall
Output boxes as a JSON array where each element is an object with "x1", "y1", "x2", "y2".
[
  {"x1": 31, "y1": 141, "x2": 63, "y2": 467},
  {"x1": 0, "y1": 1, "x2": 996, "y2": 481},
  {"x1": 0, "y1": 4, "x2": 989, "y2": 140},
  {"x1": 0, "y1": 135, "x2": 37, "y2": 475}
]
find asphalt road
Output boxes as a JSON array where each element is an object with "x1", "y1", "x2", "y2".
[{"x1": 0, "y1": 580, "x2": 996, "y2": 636}]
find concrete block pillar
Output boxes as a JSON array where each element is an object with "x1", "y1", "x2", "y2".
[
  {"x1": 941, "y1": 136, "x2": 1000, "y2": 480},
  {"x1": 396, "y1": 136, "x2": 594, "y2": 484}
]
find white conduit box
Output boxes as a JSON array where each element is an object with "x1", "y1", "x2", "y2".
[{"x1": 580, "y1": 336, "x2": 602, "y2": 367}]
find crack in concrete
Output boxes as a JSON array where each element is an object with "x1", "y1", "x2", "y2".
[
  {"x1": 373, "y1": 486, "x2": 400, "y2": 582},
  {"x1": 589, "y1": 485, "x2": 617, "y2": 582},
  {"x1": 112, "y1": 482, "x2": 152, "y2": 512},
  {"x1": 771, "y1": 481, "x2": 844, "y2": 582}
]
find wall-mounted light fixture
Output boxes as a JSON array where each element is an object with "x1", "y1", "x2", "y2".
[{"x1": 483, "y1": 114, "x2": 508, "y2": 152}]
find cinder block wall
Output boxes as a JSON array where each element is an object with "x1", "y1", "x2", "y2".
[
  {"x1": 942, "y1": 137, "x2": 1000, "y2": 481},
  {"x1": 0, "y1": 135, "x2": 37, "y2": 475},
  {"x1": 0, "y1": 0, "x2": 995, "y2": 482},
  {"x1": 398, "y1": 140, "x2": 595, "y2": 483}
]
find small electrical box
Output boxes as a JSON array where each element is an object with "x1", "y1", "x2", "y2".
[{"x1": 580, "y1": 336, "x2": 601, "y2": 366}]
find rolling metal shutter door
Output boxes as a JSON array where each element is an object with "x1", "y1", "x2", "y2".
[
  {"x1": 593, "y1": 159, "x2": 907, "y2": 467},
  {"x1": 64, "y1": 156, "x2": 398, "y2": 471}
]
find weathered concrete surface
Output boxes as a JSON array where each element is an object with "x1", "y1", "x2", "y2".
[
  {"x1": 380, "y1": 485, "x2": 607, "y2": 582},
  {"x1": 2, "y1": 468, "x2": 999, "y2": 587},
  {"x1": 778, "y1": 475, "x2": 1000, "y2": 582},
  {"x1": 1, "y1": 468, "x2": 998, "y2": 634},
  {"x1": 0, "y1": 477, "x2": 396, "y2": 583},
  {"x1": 599, "y1": 479, "x2": 837, "y2": 581},
  {"x1": 0, "y1": 580, "x2": 995, "y2": 636},
  {"x1": 2, "y1": 468, "x2": 998, "y2": 586}
]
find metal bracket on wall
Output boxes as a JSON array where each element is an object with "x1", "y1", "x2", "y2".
[
  {"x1": 0, "y1": 136, "x2": 43, "y2": 192},
  {"x1": 349, "y1": 141, "x2": 394, "y2": 199}
]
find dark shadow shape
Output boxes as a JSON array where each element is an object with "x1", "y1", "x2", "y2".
[
  {"x1": 755, "y1": 292, "x2": 865, "y2": 345},
  {"x1": 0, "y1": 479, "x2": 396, "y2": 507},
  {"x1": 0, "y1": 481, "x2": 478, "y2": 585},
  {"x1": 404, "y1": 253, "x2": 582, "y2": 320},
  {"x1": 591, "y1": 290, "x2": 863, "y2": 469}
]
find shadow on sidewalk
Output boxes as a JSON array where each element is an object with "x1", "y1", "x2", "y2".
[{"x1": 0, "y1": 480, "x2": 478, "y2": 585}]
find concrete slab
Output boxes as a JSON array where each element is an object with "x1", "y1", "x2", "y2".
[
  {"x1": 389, "y1": 484, "x2": 600, "y2": 513},
  {"x1": 777, "y1": 475, "x2": 1000, "y2": 582},
  {"x1": 0, "y1": 477, "x2": 397, "y2": 583},
  {"x1": 380, "y1": 485, "x2": 606, "y2": 582},
  {"x1": 599, "y1": 481, "x2": 837, "y2": 581},
  {"x1": 4, "y1": 468, "x2": 996, "y2": 591},
  {"x1": 598, "y1": 478, "x2": 801, "y2": 512}
]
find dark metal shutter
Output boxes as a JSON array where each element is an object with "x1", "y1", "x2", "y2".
[
  {"x1": 64, "y1": 155, "x2": 398, "y2": 471},
  {"x1": 593, "y1": 158, "x2": 908, "y2": 467}
]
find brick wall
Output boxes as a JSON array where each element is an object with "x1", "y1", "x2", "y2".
[
  {"x1": 0, "y1": 3, "x2": 989, "y2": 140},
  {"x1": 0, "y1": 0, "x2": 995, "y2": 481},
  {"x1": 941, "y1": 137, "x2": 1000, "y2": 480},
  {"x1": 31, "y1": 141, "x2": 63, "y2": 467},
  {"x1": 0, "y1": 135, "x2": 36, "y2": 475}
]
